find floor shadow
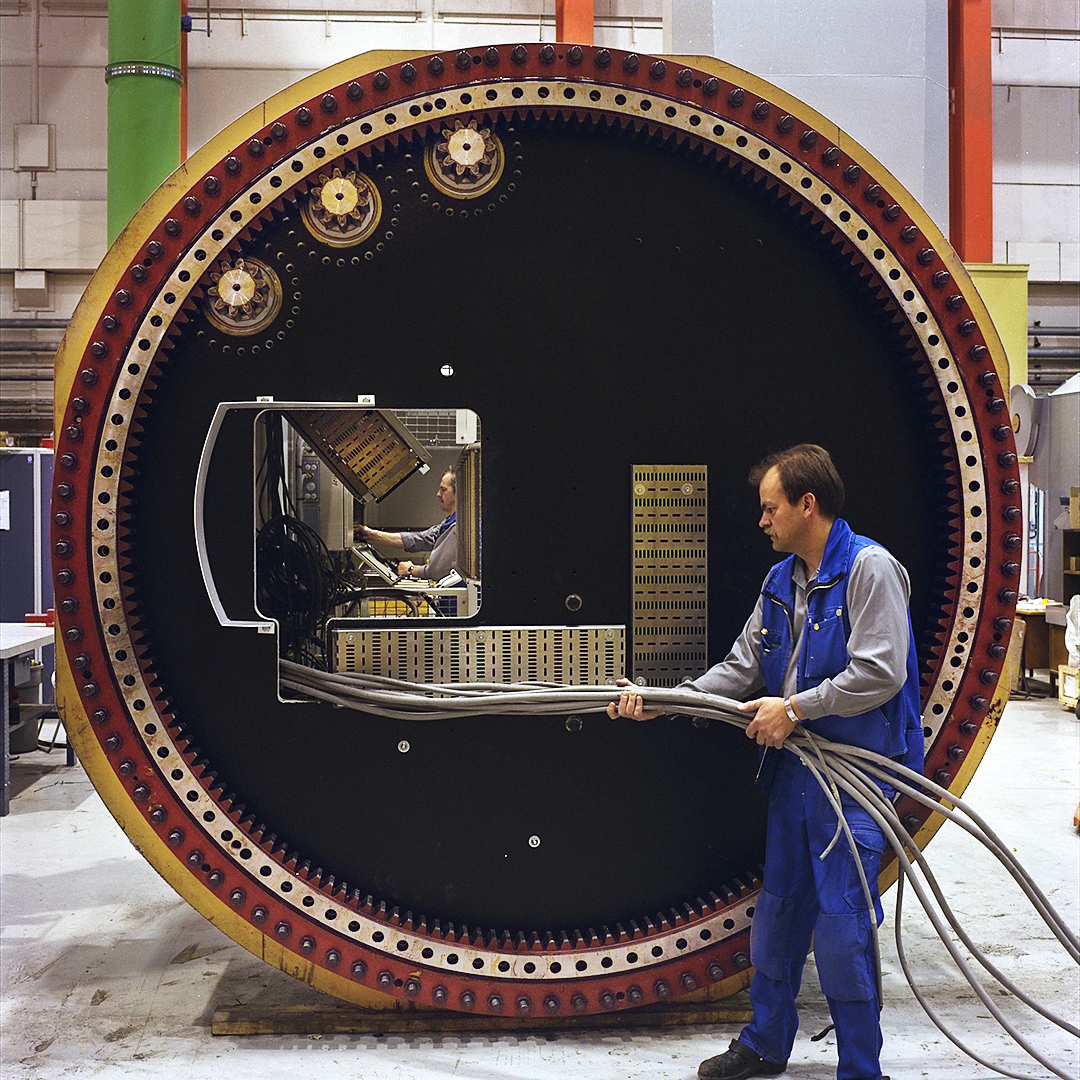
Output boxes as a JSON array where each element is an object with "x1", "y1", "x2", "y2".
[{"x1": 6, "y1": 750, "x2": 77, "y2": 803}]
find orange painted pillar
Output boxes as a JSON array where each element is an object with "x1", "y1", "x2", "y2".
[
  {"x1": 948, "y1": 0, "x2": 994, "y2": 262},
  {"x1": 556, "y1": 0, "x2": 594, "y2": 45}
]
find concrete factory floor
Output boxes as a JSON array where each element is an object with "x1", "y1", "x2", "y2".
[{"x1": 2, "y1": 691, "x2": 1077, "y2": 1080}]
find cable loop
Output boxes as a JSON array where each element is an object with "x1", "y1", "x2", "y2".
[{"x1": 279, "y1": 663, "x2": 1078, "y2": 1080}]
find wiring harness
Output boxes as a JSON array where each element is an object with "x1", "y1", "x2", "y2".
[
  {"x1": 281, "y1": 661, "x2": 1078, "y2": 1080},
  {"x1": 255, "y1": 415, "x2": 369, "y2": 667}
]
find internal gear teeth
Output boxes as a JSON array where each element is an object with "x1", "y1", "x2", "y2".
[{"x1": 53, "y1": 45, "x2": 1017, "y2": 1019}]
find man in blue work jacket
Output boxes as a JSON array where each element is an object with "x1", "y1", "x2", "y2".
[{"x1": 609, "y1": 444, "x2": 923, "y2": 1080}]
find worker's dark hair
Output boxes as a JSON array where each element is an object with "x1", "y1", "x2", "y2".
[
  {"x1": 442, "y1": 468, "x2": 457, "y2": 491},
  {"x1": 748, "y1": 444, "x2": 845, "y2": 519}
]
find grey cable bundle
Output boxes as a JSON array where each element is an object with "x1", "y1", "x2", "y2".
[{"x1": 280, "y1": 660, "x2": 1078, "y2": 1080}]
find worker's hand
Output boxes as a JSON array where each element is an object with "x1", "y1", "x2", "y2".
[
  {"x1": 397, "y1": 560, "x2": 416, "y2": 578},
  {"x1": 354, "y1": 524, "x2": 373, "y2": 542},
  {"x1": 606, "y1": 678, "x2": 666, "y2": 721},
  {"x1": 741, "y1": 697, "x2": 797, "y2": 747}
]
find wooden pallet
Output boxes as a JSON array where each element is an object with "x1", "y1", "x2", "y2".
[{"x1": 212, "y1": 996, "x2": 752, "y2": 1036}]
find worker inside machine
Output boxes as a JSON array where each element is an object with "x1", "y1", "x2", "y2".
[
  {"x1": 609, "y1": 443, "x2": 924, "y2": 1080},
  {"x1": 355, "y1": 467, "x2": 459, "y2": 584}
]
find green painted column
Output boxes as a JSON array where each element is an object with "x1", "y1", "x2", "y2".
[{"x1": 106, "y1": 0, "x2": 182, "y2": 244}]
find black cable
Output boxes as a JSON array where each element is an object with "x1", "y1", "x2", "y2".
[{"x1": 255, "y1": 413, "x2": 351, "y2": 668}]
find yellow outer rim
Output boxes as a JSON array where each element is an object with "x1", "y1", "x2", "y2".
[
  {"x1": 57, "y1": 646, "x2": 399, "y2": 1008},
  {"x1": 56, "y1": 55, "x2": 423, "y2": 1005},
  {"x1": 59, "y1": 48, "x2": 1009, "y2": 411},
  {"x1": 54, "y1": 44, "x2": 1012, "y2": 1008}
]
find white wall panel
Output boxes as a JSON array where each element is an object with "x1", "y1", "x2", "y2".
[
  {"x1": 0, "y1": 65, "x2": 33, "y2": 169},
  {"x1": 1017, "y1": 183, "x2": 1079, "y2": 243},
  {"x1": 996, "y1": 183, "x2": 1078, "y2": 249},
  {"x1": 993, "y1": 83, "x2": 1078, "y2": 282},
  {"x1": 0, "y1": 9, "x2": 34, "y2": 64},
  {"x1": 21, "y1": 200, "x2": 107, "y2": 271},
  {"x1": 187, "y1": 14, "x2": 432, "y2": 71},
  {"x1": 750, "y1": 72, "x2": 947, "y2": 218},
  {"x1": 599, "y1": 0, "x2": 660, "y2": 15},
  {"x1": 44, "y1": 66, "x2": 108, "y2": 173},
  {"x1": 25, "y1": 170, "x2": 106, "y2": 202},
  {"x1": 993, "y1": 86, "x2": 1022, "y2": 179},
  {"x1": 0, "y1": 201, "x2": 20, "y2": 267},
  {"x1": 38, "y1": 13, "x2": 107, "y2": 67},
  {"x1": 994, "y1": 181, "x2": 1022, "y2": 239},
  {"x1": 1007, "y1": 240, "x2": 1064, "y2": 282},
  {"x1": 993, "y1": 33, "x2": 1080, "y2": 89},
  {"x1": 51, "y1": 271, "x2": 95, "y2": 319},
  {"x1": 994, "y1": 0, "x2": 1080, "y2": 32},
  {"x1": 994, "y1": 85, "x2": 1080, "y2": 187},
  {"x1": 1060, "y1": 242, "x2": 1079, "y2": 283},
  {"x1": 0, "y1": 268, "x2": 94, "y2": 320},
  {"x1": 670, "y1": 0, "x2": 950, "y2": 233},
  {"x1": 185, "y1": 11, "x2": 660, "y2": 75},
  {"x1": 188, "y1": 68, "x2": 318, "y2": 155},
  {"x1": 725, "y1": 7, "x2": 939, "y2": 78}
]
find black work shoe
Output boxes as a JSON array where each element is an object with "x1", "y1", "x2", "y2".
[{"x1": 697, "y1": 1039, "x2": 787, "y2": 1080}]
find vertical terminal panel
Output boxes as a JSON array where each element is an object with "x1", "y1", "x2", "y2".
[
  {"x1": 632, "y1": 466, "x2": 708, "y2": 686},
  {"x1": 455, "y1": 443, "x2": 480, "y2": 583}
]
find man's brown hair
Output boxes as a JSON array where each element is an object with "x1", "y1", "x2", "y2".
[{"x1": 748, "y1": 444, "x2": 845, "y2": 519}]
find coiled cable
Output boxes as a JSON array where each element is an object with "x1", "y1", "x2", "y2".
[{"x1": 279, "y1": 663, "x2": 1078, "y2": 1080}]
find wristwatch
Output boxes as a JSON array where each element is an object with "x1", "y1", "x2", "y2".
[{"x1": 783, "y1": 698, "x2": 801, "y2": 724}]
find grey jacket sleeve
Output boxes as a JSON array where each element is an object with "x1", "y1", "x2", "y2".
[
  {"x1": 797, "y1": 545, "x2": 912, "y2": 720},
  {"x1": 688, "y1": 594, "x2": 767, "y2": 701},
  {"x1": 400, "y1": 522, "x2": 441, "y2": 554}
]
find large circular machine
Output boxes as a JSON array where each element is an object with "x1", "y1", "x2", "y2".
[{"x1": 54, "y1": 45, "x2": 1019, "y2": 1018}]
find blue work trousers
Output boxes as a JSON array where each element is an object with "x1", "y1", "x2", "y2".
[{"x1": 739, "y1": 751, "x2": 887, "y2": 1080}]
